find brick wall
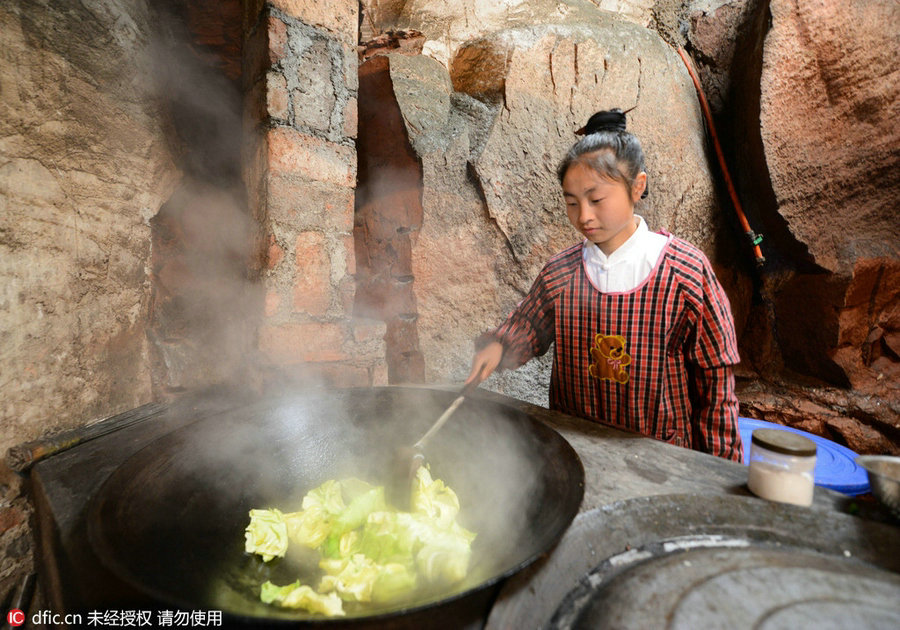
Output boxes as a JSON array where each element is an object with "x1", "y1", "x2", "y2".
[{"x1": 243, "y1": 0, "x2": 387, "y2": 387}]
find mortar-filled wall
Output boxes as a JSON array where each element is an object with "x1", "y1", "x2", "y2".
[{"x1": 242, "y1": 0, "x2": 387, "y2": 388}]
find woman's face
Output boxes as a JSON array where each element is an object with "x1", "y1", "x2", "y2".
[{"x1": 562, "y1": 160, "x2": 646, "y2": 256}]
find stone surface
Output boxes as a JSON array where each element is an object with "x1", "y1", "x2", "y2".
[
  {"x1": 460, "y1": 22, "x2": 729, "y2": 280},
  {"x1": 362, "y1": 0, "x2": 655, "y2": 65},
  {"x1": 687, "y1": 0, "x2": 766, "y2": 113},
  {"x1": 147, "y1": 178, "x2": 261, "y2": 394},
  {"x1": 267, "y1": 71, "x2": 290, "y2": 120},
  {"x1": 833, "y1": 259, "x2": 900, "y2": 391},
  {"x1": 354, "y1": 54, "x2": 426, "y2": 382},
  {"x1": 258, "y1": 321, "x2": 349, "y2": 363},
  {"x1": 0, "y1": 0, "x2": 178, "y2": 452},
  {"x1": 291, "y1": 38, "x2": 336, "y2": 133},
  {"x1": 0, "y1": 463, "x2": 33, "y2": 587},
  {"x1": 737, "y1": 378, "x2": 900, "y2": 456},
  {"x1": 676, "y1": 0, "x2": 900, "y2": 455},
  {"x1": 759, "y1": 0, "x2": 900, "y2": 273},
  {"x1": 356, "y1": 0, "x2": 900, "y2": 458}
]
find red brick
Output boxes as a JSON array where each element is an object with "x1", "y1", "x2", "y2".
[
  {"x1": 351, "y1": 318, "x2": 385, "y2": 344},
  {"x1": 243, "y1": 74, "x2": 267, "y2": 132},
  {"x1": 268, "y1": 0, "x2": 358, "y2": 44},
  {"x1": 338, "y1": 276, "x2": 356, "y2": 314},
  {"x1": 242, "y1": 17, "x2": 270, "y2": 85},
  {"x1": 258, "y1": 322, "x2": 347, "y2": 364},
  {"x1": 342, "y1": 234, "x2": 356, "y2": 275},
  {"x1": 316, "y1": 362, "x2": 371, "y2": 387},
  {"x1": 267, "y1": 71, "x2": 289, "y2": 121},
  {"x1": 266, "y1": 175, "x2": 354, "y2": 231},
  {"x1": 266, "y1": 234, "x2": 284, "y2": 269},
  {"x1": 243, "y1": 12, "x2": 288, "y2": 82},
  {"x1": 372, "y1": 362, "x2": 389, "y2": 386},
  {"x1": 342, "y1": 96, "x2": 358, "y2": 139},
  {"x1": 292, "y1": 231, "x2": 331, "y2": 316},
  {"x1": 243, "y1": 131, "x2": 268, "y2": 219},
  {"x1": 268, "y1": 15, "x2": 288, "y2": 63},
  {"x1": 267, "y1": 127, "x2": 356, "y2": 188},
  {"x1": 390, "y1": 233, "x2": 413, "y2": 277},
  {"x1": 341, "y1": 42, "x2": 359, "y2": 91},
  {"x1": 264, "y1": 291, "x2": 280, "y2": 317},
  {"x1": 262, "y1": 361, "x2": 370, "y2": 388}
]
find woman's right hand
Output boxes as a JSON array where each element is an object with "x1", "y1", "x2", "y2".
[{"x1": 466, "y1": 341, "x2": 503, "y2": 385}]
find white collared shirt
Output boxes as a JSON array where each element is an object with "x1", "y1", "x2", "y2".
[{"x1": 582, "y1": 215, "x2": 669, "y2": 293}]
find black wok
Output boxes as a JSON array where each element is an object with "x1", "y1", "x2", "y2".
[{"x1": 87, "y1": 386, "x2": 584, "y2": 627}]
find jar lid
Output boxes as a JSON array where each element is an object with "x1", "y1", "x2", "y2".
[{"x1": 751, "y1": 429, "x2": 817, "y2": 457}]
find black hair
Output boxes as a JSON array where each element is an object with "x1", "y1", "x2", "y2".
[{"x1": 557, "y1": 108, "x2": 649, "y2": 199}]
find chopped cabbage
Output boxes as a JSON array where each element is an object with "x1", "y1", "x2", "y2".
[
  {"x1": 300, "y1": 479, "x2": 345, "y2": 514},
  {"x1": 318, "y1": 554, "x2": 380, "y2": 601},
  {"x1": 244, "y1": 509, "x2": 288, "y2": 562},
  {"x1": 318, "y1": 554, "x2": 418, "y2": 604},
  {"x1": 416, "y1": 528, "x2": 474, "y2": 583},
  {"x1": 370, "y1": 561, "x2": 417, "y2": 603},
  {"x1": 355, "y1": 512, "x2": 419, "y2": 565},
  {"x1": 332, "y1": 486, "x2": 386, "y2": 536},
  {"x1": 245, "y1": 468, "x2": 475, "y2": 617},
  {"x1": 283, "y1": 506, "x2": 331, "y2": 549},
  {"x1": 411, "y1": 466, "x2": 461, "y2": 528},
  {"x1": 357, "y1": 511, "x2": 475, "y2": 583},
  {"x1": 260, "y1": 580, "x2": 345, "y2": 616}
]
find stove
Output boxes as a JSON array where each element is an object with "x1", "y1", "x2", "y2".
[
  {"x1": 26, "y1": 388, "x2": 899, "y2": 629},
  {"x1": 485, "y1": 494, "x2": 900, "y2": 629}
]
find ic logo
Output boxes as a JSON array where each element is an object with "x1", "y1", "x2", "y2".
[{"x1": 7, "y1": 608, "x2": 25, "y2": 626}]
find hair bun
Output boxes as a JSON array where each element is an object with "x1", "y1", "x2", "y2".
[{"x1": 575, "y1": 108, "x2": 631, "y2": 136}]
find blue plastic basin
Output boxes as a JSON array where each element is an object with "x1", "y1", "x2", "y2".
[{"x1": 738, "y1": 417, "x2": 870, "y2": 496}]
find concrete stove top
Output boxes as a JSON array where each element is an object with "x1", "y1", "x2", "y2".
[{"x1": 28, "y1": 387, "x2": 895, "y2": 628}]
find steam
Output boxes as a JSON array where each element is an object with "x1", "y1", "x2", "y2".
[
  {"x1": 177, "y1": 387, "x2": 548, "y2": 596},
  {"x1": 118, "y1": 6, "x2": 558, "y2": 612},
  {"x1": 144, "y1": 4, "x2": 264, "y2": 395}
]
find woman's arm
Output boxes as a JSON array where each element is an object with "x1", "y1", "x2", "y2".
[
  {"x1": 467, "y1": 266, "x2": 558, "y2": 383},
  {"x1": 690, "y1": 363, "x2": 742, "y2": 462},
  {"x1": 687, "y1": 259, "x2": 743, "y2": 462}
]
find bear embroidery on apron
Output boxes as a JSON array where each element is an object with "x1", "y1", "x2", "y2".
[{"x1": 589, "y1": 333, "x2": 631, "y2": 384}]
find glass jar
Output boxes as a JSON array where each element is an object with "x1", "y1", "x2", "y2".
[{"x1": 747, "y1": 428, "x2": 817, "y2": 507}]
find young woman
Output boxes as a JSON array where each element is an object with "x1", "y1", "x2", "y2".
[{"x1": 466, "y1": 109, "x2": 743, "y2": 462}]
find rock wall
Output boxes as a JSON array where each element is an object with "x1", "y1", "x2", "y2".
[
  {"x1": 0, "y1": 0, "x2": 178, "y2": 455},
  {"x1": 358, "y1": 3, "x2": 753, "y2": 405},
  {"x1": 683, "y1": 0, "x2": 899, "y2": 453},
  {"x1": 351, "y1": 0, "x2": 898, "y2": 454},
  {"x1": 0, "y1": 0, "x2": 179, "y2": 593},
  {"x1": 2, "y1": 0, "x2": 898, "y2": 603},
  {"x1": 146, "y1": 0, "x2": 262, "y2": 396},
  {"x1": 355, "y1": 53, "x2": 426, "y2": 383},
  {"x1": 760, "y1": 0, "x2": 899, "y2": 273}
]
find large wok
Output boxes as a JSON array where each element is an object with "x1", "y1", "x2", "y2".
[{"x1": 88, "y1": 386, "x2": 584, "y2": 627}]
